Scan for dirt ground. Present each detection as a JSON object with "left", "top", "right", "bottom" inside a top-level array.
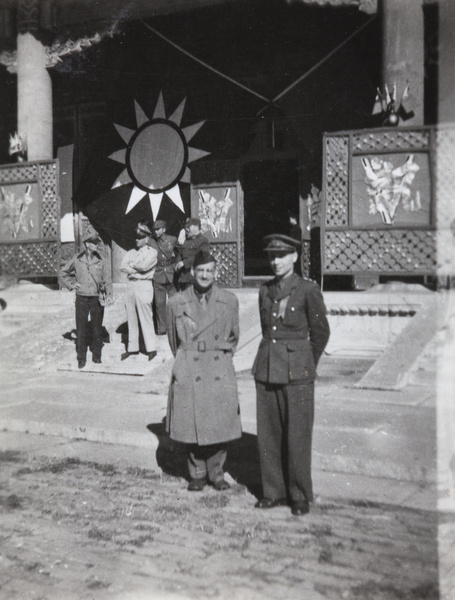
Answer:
[{"left": 0, "top": 444, "right": 440, "bottom": 600}]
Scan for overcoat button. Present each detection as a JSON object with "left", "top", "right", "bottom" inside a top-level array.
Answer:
[
  {"left": 272, "top": 312, "right": 277, "bottom": 317},
  {"left": 291, "top": 307, "right": 295, "bottom": 311},
  {"left": 196, "top": 376, "right": 201, "bottom": 382},
  {"left": 194, "top": 357, "right": 199, "bottom": 362},
  {"left": 272, "top": 339, "right": 276, "bottom": 344},
  {"left": 215, "top": 376, "right": 220, "bottom": 381},
  {"left": 304, "top": 370, "right": 308, "bottom": 376},
  {"left": 272, "top": 325, "right": 277, "bottom": 330},
  {"left": 214, "top": 356, "right": 219, "bottom": 361},
  {"left": 214, "top": 335, "right": 219, "bottom": 340}
]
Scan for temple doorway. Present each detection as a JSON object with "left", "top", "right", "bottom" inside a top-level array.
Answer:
[{"left": 242, "top": 159, "right": 300, "bottom": 277}]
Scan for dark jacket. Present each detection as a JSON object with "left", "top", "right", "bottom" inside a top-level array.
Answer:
[
  {"left": 153, "top": 234, "right": 178, "bottom": 284},
  {"left": 252, "top": 274, "right": 330, "bottom": 385},
  {"left": 166, "top": 285, "right": 241, "bottom": 445},
  {"left": 175, "top": 234, "right": 210, "bottom": 285},
  {"left": 60, "top": 250, "right": 113, "bottom": 299}
]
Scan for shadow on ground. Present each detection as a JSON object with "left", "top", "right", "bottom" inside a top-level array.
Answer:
[{"left": 147, "top": 421, "right": 262, "bottom": 498}]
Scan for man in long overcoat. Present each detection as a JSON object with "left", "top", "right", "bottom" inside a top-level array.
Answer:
[
  {"left": 166, "top": 251, "right": 241, "bottom": 491},
  {"left": 253, "top": 234, "right": 330, "bottom": 516}
]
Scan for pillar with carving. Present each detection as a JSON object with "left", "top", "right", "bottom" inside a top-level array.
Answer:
[{"left": 17, "top": 0, "right": 53, "bottom": 160}]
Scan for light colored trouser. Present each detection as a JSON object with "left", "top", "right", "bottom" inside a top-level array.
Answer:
[{"left": 125, "top": 280, "right": 156, "bottom": 353}]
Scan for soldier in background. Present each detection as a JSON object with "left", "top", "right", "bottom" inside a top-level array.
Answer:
[
  {"left": 252, "top": 234, "right": 330, "bottom": 517},
  {"left": 120, "top": 221, "right": 158, "bottom": 361},
  {"left": 151, "top": 220, "right": 178, "bottom": 335},
  {"left": 175, "top": 218, "right": 210, "bottom": 290}
]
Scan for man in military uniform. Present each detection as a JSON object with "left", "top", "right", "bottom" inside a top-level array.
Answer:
[
  {"left": 166, "top": 251, "right": 241, "bottom": 492},
  {"left": 252, "top": 234, "right": 330, "bottom": 516},
  {"left": 151, "top": 219, "right": 178, "bottom": 335},
  {"left": 175, "top": 217, "right": 210, "bottom": 290}
]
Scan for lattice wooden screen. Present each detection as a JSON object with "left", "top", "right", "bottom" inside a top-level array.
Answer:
[
  {"left": 322, "top": 127, "right": 437, "bottom": 278},
  {"left": 0, "top": 160, "right": 60, "bottom": 278}
]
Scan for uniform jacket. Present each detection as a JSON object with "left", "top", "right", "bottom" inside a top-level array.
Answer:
[
  {"left": 60, "top": 250, "right": 113, "bottom": 298},
  {"left": 120, "top": 245, "right": 157, "bottom": 280},
  {"left": 152, "top": 234, "right": 177, "bottom": 284},
  {"left": 252, "top": 274, "right": 330, "bottom": 385},
  {"left": 175, "top": 234, "right": 210, "bottom": 284},
  {"left": 166, "top": 285, "right": 242, "bottom": 445}
]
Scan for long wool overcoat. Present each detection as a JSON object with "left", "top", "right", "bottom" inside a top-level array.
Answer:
[{"left": 166, "top": 285, "right": 242, "bottom": 446}]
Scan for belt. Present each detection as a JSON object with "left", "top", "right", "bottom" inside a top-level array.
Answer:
[
  {"left": 158, "top": 259, "right": 175, "bottom": 267},
  {"left": 263, "top": 333, "right": 308, "bottom": 340},
  {"left": 178, "top": 341, "right": 231, "bottom": 352}
]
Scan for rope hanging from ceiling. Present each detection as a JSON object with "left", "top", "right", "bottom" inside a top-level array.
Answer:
[{"left": 142, "top": 15, "right": 376, "bottom": 111}]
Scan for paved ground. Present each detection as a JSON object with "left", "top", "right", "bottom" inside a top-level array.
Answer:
[{"left": 0, "top": 281, "right": 454, "bottom": 599}]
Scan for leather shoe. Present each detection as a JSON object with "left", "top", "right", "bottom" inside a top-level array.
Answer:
[
  {"left": 291, "top": 501, "right": 310, "bottom": 516},
  {"left": 121, "top": 351, "right": 138, "bottom": 361},
  {"left": 92, "top": 357, "right": 101, "bottom": 364},
  {"left": 213, "top": 479, "right": 230, "bottom": 491},
  {"left": 148, "top": 351, "right": 157, "bottom": 361},
  {"left": 255, "top": 497, "right": 287, "bottom": 509},
  {"left": 187, "top": 478, "right": 206, "bottom": 492},
  {"left": 77, "top": 360, "right": 86, "bottom": 369}
]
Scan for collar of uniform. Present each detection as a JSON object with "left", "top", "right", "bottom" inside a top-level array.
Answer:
[
  {"left": 193, "top": 285, "right": 213, "bottom": 302},
  {"left": 78, "top": 250, "right": 102, "bottom": 262},
  {"left": 269, "top": 273, "right": 299, "bottom": 301}
]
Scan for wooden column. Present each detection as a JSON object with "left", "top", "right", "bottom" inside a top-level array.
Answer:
[
  {"left": 382, "top": 0, "right": 424, "bottom": 125},
  {"left": 438, "top": 0, "right": 455, "bottom": 124},
  {"left": 17, "top": 0, "right": 53, "bottom": 160}
]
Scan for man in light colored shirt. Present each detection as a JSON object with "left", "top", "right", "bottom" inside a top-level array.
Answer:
[{"left": 120, "top": 221, "right": 158, "bottom": 361}]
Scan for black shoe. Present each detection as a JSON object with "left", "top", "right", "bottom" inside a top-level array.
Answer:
[
  {"left": 148, "top": 351, "right": 157, "bottom": 361},
  {"left": 255, "top": 497, "right": 287, "bottom": 509},
  {"left": 291, "top": 501, "right": 310, "bottom": 516},
  {"left": 213, "top": 479, "right": 230, "bottom": 491},
  {"left": 78, "top": 360, "right": 86, "bottom": 369},
  {"left": 187, "top": 478, "right": 206, "bottom": 492},
  {"left": 92, "top": 357, "right": 102, "bottom": 364},
  {"left": 121, "top": 351, "right": 138, "bottom": 361}
]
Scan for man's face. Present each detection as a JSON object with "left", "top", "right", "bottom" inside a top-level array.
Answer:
[
  {"left": 186, "top": 225, "right": 200, "bottom": 239},
  {"left": 268, "top": 250, "right": 297, "bottom": 279},
  {"left": 85, "top": 241, "right": 98, "bottom": 253},
  {"left": 154, "top": 227, "right": 165, "bottom": 239},
  {"left": 135, "top": 231, "right": 148, "bottom": 248},
  {"left": 192, "top": 261, "right": 216, "bottom": 289}
]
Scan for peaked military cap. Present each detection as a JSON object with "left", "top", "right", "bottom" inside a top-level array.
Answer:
[
  {"left": 193, "top": 250, "right": 216, "bottom": 268},
  {"left": 152, "top": 219, "right": 167, "bottom": 230},
  {"left": 263, "top": 233, "right": 301, "bottom": 252},
  {"left": 185, "top": 217, "right": 201, "bottom": 228},
  {"left": 136, "top": 221, "right": 152, "bottom": 236}
]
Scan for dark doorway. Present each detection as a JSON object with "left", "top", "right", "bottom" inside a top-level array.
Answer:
[{"left": 243, "top": 159, "right": 299, "bottom": 276}]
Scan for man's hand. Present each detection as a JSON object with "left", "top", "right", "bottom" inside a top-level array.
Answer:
[{"left": 175, "top": 261, "right": 184, "bottom": 271}]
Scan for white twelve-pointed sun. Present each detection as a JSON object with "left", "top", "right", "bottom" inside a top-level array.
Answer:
[{"left": 108, "top": 92, "right": 210, "bottom": 218}]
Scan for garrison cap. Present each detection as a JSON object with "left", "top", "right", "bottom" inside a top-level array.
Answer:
[
  {"left": 83, "top": 231, "right": 101, "bottom": 244},
  {"left": 185, "top": 217, "right": 201, "bottom": 228},
  {"left": 152, "top": 219, "right": 167, "bottom": 230},
  {"left": 193, "top": 250, "right": 216, "bottom": 268},
  {"left": 263, "top": 233, "right": 301, "bottom": 253},
  {"left": 136, "top": 221, "right": 152, "bottom": 236}
]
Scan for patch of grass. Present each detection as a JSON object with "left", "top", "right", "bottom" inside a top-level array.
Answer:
[
  {"left": 87, "top": 527, "right": 113, "bottom": 542},
  {"left": 0, "top": 450, "right": 23, "bottom": 463},
  {"left": 0, "top": 494, "right": 22, "bottom": 509},
  {"left": 198, "top": 495, "right": 230, "bottom": 509},
  {"left": 352, "top": 581, "right": 439, "bottom": 599}
]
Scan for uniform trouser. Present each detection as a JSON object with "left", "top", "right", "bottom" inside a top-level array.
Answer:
[
  {"left": 75, "top": 295, "right": 104, "bottom": 361},
  {"left": 125, "top": 280, "right": 156, "bottom": 353},
  {"left": 255, "top": 381, "right": 315, "bottom": 503},
  {"left": 153, "top": 278, "right": 176, "bottom": 335},
  {"left": 187, "top": 443, "right": 227, "bottom": 484}
]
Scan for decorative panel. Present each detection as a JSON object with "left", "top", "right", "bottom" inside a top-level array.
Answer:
[
  {"left": 0, "top": 160, "right": 60, "bottom": 278},
  {"left": 324, "top": 230, "right": 436, "bottom": 273},
  {"left": 212, "top": 242, "right": 238, "bottom": 287},
  {"left": 322, "top": 128, "right": 437, "bottom": 279},
  {"left": 324, "top": 135, "right": 349, "bottom": 227}
]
